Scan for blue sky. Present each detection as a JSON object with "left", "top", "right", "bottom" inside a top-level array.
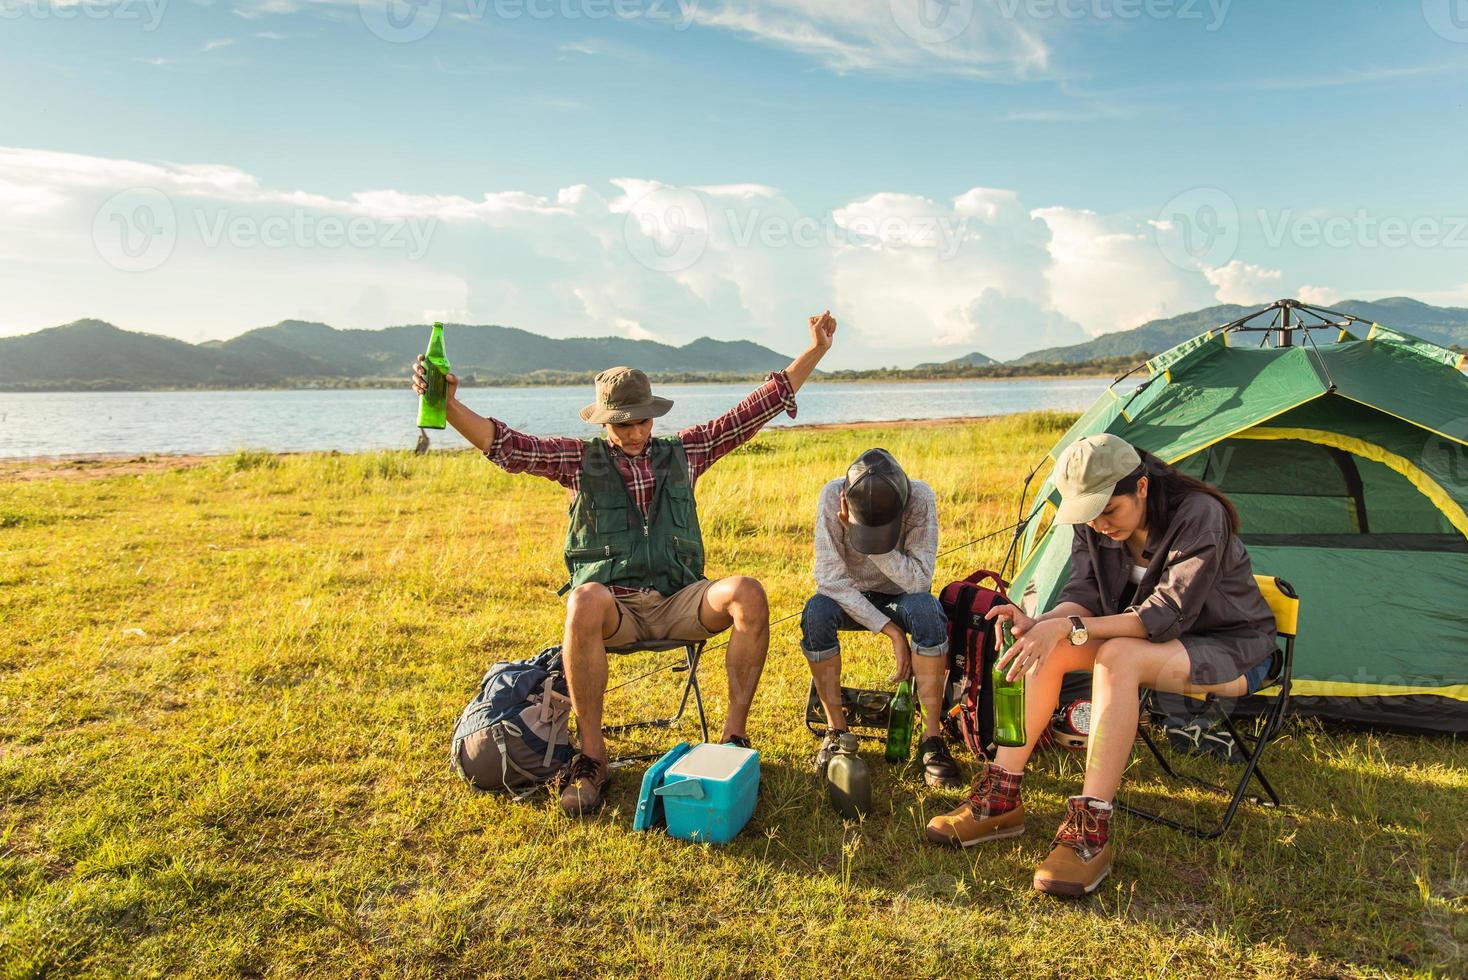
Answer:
[{"left": 2, "top": 0, "right": 1466, "bottom": 366}]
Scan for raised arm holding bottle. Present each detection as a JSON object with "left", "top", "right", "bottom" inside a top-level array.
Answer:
[{"left": 412, "top": 312, "right": 839, "bottom": 817}]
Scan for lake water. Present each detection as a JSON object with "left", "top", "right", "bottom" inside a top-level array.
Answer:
[{"left": 0, "top": 379, "right": 1111, "bottom": 459}]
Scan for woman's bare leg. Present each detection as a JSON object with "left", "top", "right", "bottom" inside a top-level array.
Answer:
[{"left": 1082, "top": 636, "right": 1247, "bottom": 801}]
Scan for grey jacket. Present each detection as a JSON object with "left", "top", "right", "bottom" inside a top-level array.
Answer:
[
  {"left": 1057, "top": 487, "right": 1276, "bottom": 675},
  {"left": 813, "top": 478, "right": 939, "bottom": 633}
]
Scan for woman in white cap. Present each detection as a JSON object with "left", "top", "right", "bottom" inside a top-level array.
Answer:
[{"left": 925, "top": 433, "right": 1276, "bottom": 897}]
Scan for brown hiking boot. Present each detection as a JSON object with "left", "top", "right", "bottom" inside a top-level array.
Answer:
[
  {"left": 924, "top": 760, "right": 1025, "bottom": 847},
  {"left": 1033, "top": 796, "right": 1113, "bottom": 897},
  {"left": 557, "top": 753, "right": 610, "bottom": 817}
]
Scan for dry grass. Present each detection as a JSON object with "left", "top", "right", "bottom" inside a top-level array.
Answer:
[{"left": 1, "top": 414, "right": 1464, "bottom": 978}]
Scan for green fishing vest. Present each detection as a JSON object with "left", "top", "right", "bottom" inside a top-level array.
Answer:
[{"left": 560, "top": 437, "right": 706, "bottom": 597}]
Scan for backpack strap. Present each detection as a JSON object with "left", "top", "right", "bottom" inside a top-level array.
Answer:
[
  {"left": 537, "top": 677, "right": 572, "bottom": 769},
  {"left": 962, "top": 568, "right": 1010, "bottom": 591},
  {"left": 492, "top": 722, "right": 550, "bottom": 802}
]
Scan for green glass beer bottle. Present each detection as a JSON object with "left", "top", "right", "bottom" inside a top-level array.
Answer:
[
  {"left": 992, "top": 620, "right": 1027, "bottom": 747},
  {"left": 884, "top": 679, "right": 915, "bottom": 763},
  {"left": 417, "top": 321, "right": 450, "bottom": 430}
]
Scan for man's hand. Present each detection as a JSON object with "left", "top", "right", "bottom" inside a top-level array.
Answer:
[
  {"left": 883, "top": 621, "right": 913, "bottom": 684},
  {"left": 412, "top": 354, "right": 459, "bottom": 404},
  {"left": 837, "top": 489, "right": 850, "bottom": 525},
  {"left": 808, "top": 310, "right": 837, "bottom": 352},
  {"left": 785, "top": 309, "right": 837, "bottom": 392}
]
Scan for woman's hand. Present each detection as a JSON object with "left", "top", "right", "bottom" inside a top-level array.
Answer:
[
  {"left": 985, "top": 603, "right": 1037, "bottom": 637},
  {"left": 996, "top": 617, "right": 1069, "bottom": 682},
  {"left": 412, "top": 354, "right": 459, "bottom": 403}
]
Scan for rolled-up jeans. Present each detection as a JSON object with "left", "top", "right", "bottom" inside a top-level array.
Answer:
[{"left": 800, "top": 591, "right": 949, "bottom": 663}]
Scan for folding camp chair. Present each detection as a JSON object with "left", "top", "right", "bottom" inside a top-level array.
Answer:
[
  {"left": 1117, "top": 575, "right": 1298, "bottom": 839},
  {"left": 602, "top": 639, "right": 710, "bottom": 767}
]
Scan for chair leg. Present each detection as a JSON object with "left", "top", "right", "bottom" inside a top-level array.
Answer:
[
  {"left": 606, "top": 643, "right": 710, "bottom": 765},
  {"left": 677, "top": 643, "right": 709, "bottom": 743},
  {"left": 1117, "top": 694, "right": 1288, "bottom": 839},
  {"left": 1217, "top": 705, "right": 1282, "bottom": 808}
]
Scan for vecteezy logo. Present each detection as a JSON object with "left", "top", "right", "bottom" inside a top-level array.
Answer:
[
  {"left": 1423, "top": 0, "right": 1468, "bottom": 42},
  {"left": 890, "top": 0, "right": 975, "bottom": 44},
  {"left": 622, "top": 187, "right": 709, "bottom": 273},
  {"left": 92, "top": 187, "right": 177, "bottom": 273},
  {"left": 1154, "top": 186, "right": 1240, "bottom": 270},
  {"left": 1422, "top": 419, "right": 1468, "bottom": 495},
  {"left": 358, "top": 0, "right": 441, "bottom": 43}
]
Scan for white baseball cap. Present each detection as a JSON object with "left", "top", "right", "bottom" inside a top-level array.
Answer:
[{"left": 1053, "top": 434, "right": 1143, "bottom": 525}]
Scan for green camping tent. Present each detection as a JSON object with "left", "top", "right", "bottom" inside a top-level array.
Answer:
[{"left": 1009, "top": 300, "right": 1468, "bottom": 733}]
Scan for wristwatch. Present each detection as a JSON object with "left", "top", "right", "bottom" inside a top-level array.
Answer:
[{"left": 1067, "top": 615, "right": 1089, "bottom": 646}]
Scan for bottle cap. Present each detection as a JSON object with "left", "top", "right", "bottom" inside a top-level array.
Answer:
[{"left": 837, "top": 732, "right": 861, "bottom": 754}]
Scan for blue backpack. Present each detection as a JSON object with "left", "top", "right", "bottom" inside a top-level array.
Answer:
[{"left": 451, "top": 646, "right": 575, "bottom": 796}]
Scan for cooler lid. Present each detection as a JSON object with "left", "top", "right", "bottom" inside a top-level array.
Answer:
[
  {"left": 666, "top": 742, "right": 756, "bottom": 782},
  {"left": 634, "top": 741, "right": 692, "bottom": 832}
]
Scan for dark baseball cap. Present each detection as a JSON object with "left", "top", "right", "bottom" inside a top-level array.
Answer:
[{"left": 844, "top": 448, "right": 910, "bottom": 554}]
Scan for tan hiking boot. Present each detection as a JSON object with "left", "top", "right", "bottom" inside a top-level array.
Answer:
[
  {"left": 924, "top": 760, "right": 1025, "bottom": 847},
  {"left": 1033, "top": 796, "right": 1113, "bottom": 897},
  {"left": 557, "top": 753, "right": 610, "bottom": 817}
]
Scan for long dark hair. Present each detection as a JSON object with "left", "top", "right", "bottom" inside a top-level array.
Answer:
[{"left": 1113, "top": 450, "right": 1241, "bottom": 534}]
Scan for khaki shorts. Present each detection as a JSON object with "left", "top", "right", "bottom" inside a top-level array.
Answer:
[{"left": 604, "top": 579, "right": 721, "bottom": 649}]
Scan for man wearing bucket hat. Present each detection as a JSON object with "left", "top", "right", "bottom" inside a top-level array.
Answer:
[
  {"left": 801, "top": 449, "right": 958, "bottom": 788},
  {"left": 413, "top": 312, "right": 838, "bottom": 816},
  {"left": 925, "top": 433, "right": 1275, "bottom": 897}
]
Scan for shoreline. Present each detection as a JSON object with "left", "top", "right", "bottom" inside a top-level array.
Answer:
[
  {"left": 0, "top": 413, "right": 1031, "bottom": 480},
  {"left": 0, "top": 373, "right": 1112, "bottom": 395}
]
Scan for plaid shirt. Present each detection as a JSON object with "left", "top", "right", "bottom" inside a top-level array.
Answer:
[{"left": 484, "top": 371, "right": 798, "bottom": 515}]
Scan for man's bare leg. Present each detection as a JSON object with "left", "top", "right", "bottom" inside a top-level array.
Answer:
[
  {"left": 910, "top": 651, "right": 947, "bottom": 739},
  {"left": 698, "top": 576, "right": 769, "bottom": 741},
  {"left": 809, "top": 654, "right": 846, "bottom": 730},
  {"left": 561, "top": 582, "right": 621, "bottom": 762}
]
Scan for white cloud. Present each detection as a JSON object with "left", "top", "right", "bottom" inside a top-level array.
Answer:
[
  {"left": 691, "top": 0, "right": 1050, "bottom": 79},
  {"left": 1297, "top": 285, "right": 1341, "bottom": 307},
  {"left": 827, "top": 189, "right": 1077, "bottom": 360},
  {"left": 0, "top": 144, "right": 1294, "bottom": 364},
  {"left": 1034, "top": 206, "right": 1217, "bottom": 337},
  {"left": 1202, "top": 260, "right": 1283, "bottom": 305}
]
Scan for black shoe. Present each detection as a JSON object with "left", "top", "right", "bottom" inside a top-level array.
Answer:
[
  {"left": 723, "top": 734, "right": 753, "bottom": 751},
  {"left": 813, "top": 730, "right": 847, "bottom": 774},
  {"left": 920, "top": 735, "right": 961, "bottom": 788}
]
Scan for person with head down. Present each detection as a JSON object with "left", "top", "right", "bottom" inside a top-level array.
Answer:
[
  {"left": 413, "top": 312, "right": 838, "bottom": 816},
  {"left": 801, "top": 448, "right": 960, "bottom": 789},
  {"left": 925, "top": 433, "right": 1277, "bottom": 898}
]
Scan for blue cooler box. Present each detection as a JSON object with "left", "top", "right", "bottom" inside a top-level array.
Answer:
[{"left": 634, "top": 742, "right": 759, "bottom": 844}]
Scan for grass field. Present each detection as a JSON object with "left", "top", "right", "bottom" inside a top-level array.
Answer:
[{"left": 1, "top": 413, "right": 1464, "bottom": 978}]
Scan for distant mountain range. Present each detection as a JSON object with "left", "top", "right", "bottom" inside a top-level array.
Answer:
[
  {"left": 0, "top": 320, "right": 794, "bottom": 391},
  {"left": 914, "top": 351, "right": 997, "bottom": 370},
  {"left": 3, "top": 297, "right": 1464, "bottom": 391},
  {"left": 1012, "top": 297, "right": 1468, "bottom": 364}
]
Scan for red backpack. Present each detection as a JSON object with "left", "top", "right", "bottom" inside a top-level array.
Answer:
[{"left": 939, "top": 569, "right": 1010, "bottom": 757}]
